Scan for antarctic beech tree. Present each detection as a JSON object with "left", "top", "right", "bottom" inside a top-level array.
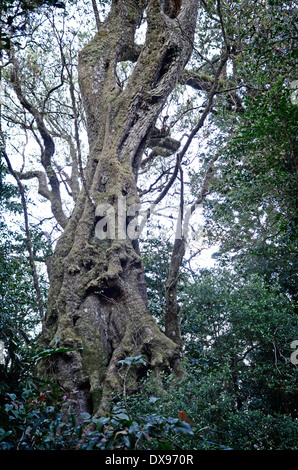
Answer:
[
  {"left": 32, "top": 0, "right": 200, "bottom": 416},
  {"left": 1, "top": 0, "right": 260, "bottom": 418},
  {"left": 1, "top": 0, "right": 295, "bottom": 423}
]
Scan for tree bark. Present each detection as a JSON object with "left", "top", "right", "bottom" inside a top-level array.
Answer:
[{"left": 39, "top": 0, "right": 198, "bottom": 417}]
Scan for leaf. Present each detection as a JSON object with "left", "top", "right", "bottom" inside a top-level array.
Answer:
[
  {"left": 112, "top": 413, "right": 130, "bottom": 425},
  {"left": 178, "top": 410, "right": 187, "bottom": 421},
  {"left": 118, "top": 355, "right": 147, "bottom": 367},
  {"left": 31, "top": 346, "right": 82, "bottom": 362},
  {"left": 178, "top": 410, "right": 194, "bottom": 425},
  {"left": 0, "top": 429, "right": 12, "bottom": 442},
  {"left": 123, "top": 435, "right": 132, "bottom": 448},
  {"left": 149, "top": 397, "right": 159, "bottom": 404},
  {"left": 172, "top": 420, "right": 194, "bottom": 435},
  {"left": 95, "top": 416, "right": 110, "bottom": 432},
  {"left": 158, "top": 441, "right": 172, "bottom": 450}
]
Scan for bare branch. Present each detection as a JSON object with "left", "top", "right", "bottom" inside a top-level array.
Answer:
[
  {"left": 216, "top": 0, "right": 230, "bottom": 51},
  {"left": 15, "top": 169, "right": 52, "bottom": 200},
  {"left": 91, "top": 0, "right": 101, "bottom": 32},
  {"left": 9, "top": 53, "right": 68, "bottom": 229}
]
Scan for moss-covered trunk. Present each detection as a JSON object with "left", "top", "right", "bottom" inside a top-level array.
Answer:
[{"left": 39, "top": 0, "right": 198, "bottom": 416}]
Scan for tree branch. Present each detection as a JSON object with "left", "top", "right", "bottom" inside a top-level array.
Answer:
[
  {"left": 15, "top": 169, "right": 52, "bottom": 200},
  {"left": 9, "top": 53, "right": 68, "bottom": 229},
  {"left": 0, "top": 134, "right": 46, "bottom": 332},
  {"left": 91, "top": 0, "right": 101, "bottom": 32}
]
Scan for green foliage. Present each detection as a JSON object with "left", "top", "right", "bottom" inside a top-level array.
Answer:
[
  {"left": 118, "top": 355, "right": 147, "bottom": 368},
  {"left": 0, "top": 0, "right": 67, "bottom": 51},
  {"left": 141, "top": 236, "right": 172, "bottom": 324},
  {"left": 81, "top": 404, "right": 193, "bottom": 451},
  {"left": 0, "top": 356, "right": 194, "bottom": 450},
  {"left": 31, "top": 342, "right": 83, "bottom": 363},
  {"left": 0, "top": 163, "right": 49, "bottom": 406},
  {"left": 125, "top": 266, "right": 298, "bottom": 450},
  {"left": 181, "top": 268, "right": 298, "bottom": 416},
  {"left": 204, "top": 13, "right": 298, "bottom": 301},
  {"left": 141, "top": 235, "right": 188, "bottom": 326}
]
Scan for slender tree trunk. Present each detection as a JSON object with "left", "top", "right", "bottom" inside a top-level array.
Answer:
[
  {"left": 165, "top": 238, "right": 185, "bottom": 350},
  {"left": 163, "top": 55, "right": 228, "bottom": 352},
  {"left": 39, "top": 0, "right": 198, "bottom": 416}
]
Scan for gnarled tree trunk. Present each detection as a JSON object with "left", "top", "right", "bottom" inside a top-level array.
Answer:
[{"left": 39, "top": 0, "right": 198, "bottom": 417}]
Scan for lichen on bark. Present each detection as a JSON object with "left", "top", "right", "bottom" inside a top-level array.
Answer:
[{"left": 39, "top": 0, "right": 199, "bottom": 417}]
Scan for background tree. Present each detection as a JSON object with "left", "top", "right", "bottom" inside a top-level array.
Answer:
[
  {"left": 0, "top": 161, "right": 49, "bottom": 405},
  {"left": 204, "top": 0, "right": 297, "bottom": 305},
  {"left": 125, "top": 265, "right": 298, "bottom": 450},
  {"left": 1, "top": 0, "right": 201, "bottom": 417}
]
